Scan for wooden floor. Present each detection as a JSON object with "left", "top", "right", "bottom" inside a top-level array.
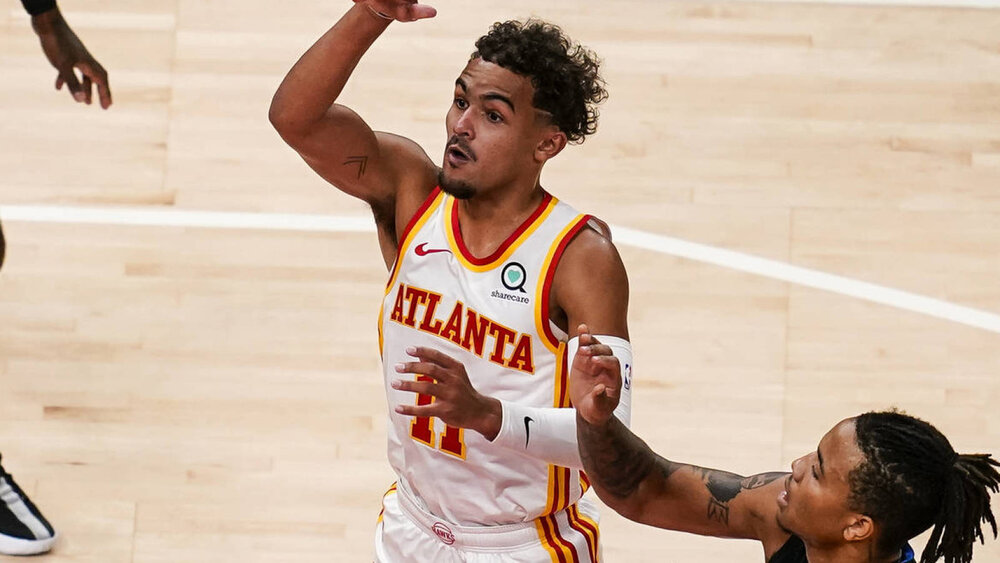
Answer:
[{"left": 2, "top": 0, "right": 999, "bottom": 561}]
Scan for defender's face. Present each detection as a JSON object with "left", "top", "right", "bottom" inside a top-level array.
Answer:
[
  {"left": 776, "top": 419, "right": 865, "bottom": 546},
  {"left": 441, "top": 58, "right": 545, "bottom": 198}
]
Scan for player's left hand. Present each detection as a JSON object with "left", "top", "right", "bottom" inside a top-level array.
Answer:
[
  {"left": 31, "top": 9, "right": 112, "bottom": 109},
  {"left": 568, "top": 324, "right": 621, "bottom": 425},
  {"left": 392, "top": 346, "right": 502, "bottom": 440}
]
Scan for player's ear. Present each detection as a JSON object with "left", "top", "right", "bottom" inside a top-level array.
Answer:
[
  {"left": 535, "top": 128, "right": 567, "bottom": 163},
  {"left": 843, "top": 514, "right": 874, "bottom": 542}
]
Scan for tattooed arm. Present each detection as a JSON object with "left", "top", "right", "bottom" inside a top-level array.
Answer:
[
  {"left": 269, "top": 2, "right": 438, "bottom": 268},
  {"left": 570, "top": 327, "right": 788, "bottom": 542},
  {"left": 577, "top": 415, "right": 787, "bottom": 539}
]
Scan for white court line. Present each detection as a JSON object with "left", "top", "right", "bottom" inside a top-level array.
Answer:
[{"left": 3, "top": 204, "right": 999, "bottom": 335}]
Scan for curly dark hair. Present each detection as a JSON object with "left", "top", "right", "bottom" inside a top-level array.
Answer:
[
  {"left": 472, "top": 19, "right": 607, "bottom": 144},
  {"left": 850, "top": 410, "right": 1000, "bottom": 563}
]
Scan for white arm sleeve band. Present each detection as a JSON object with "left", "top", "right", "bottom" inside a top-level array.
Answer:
[{"left": 490, "top": 335, "right": 634, "bottom": 470}]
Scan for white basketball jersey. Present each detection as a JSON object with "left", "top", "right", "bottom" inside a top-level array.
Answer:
[{"left": 379, "top": 187, "right": 592, "bottom": 526}]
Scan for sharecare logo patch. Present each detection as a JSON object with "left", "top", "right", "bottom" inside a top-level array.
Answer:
[{"left": 387, "top": 283, "right": 535, "bottom": 374}]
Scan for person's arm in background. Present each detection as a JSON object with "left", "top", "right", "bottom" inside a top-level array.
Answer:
[
  {"left": 571, "top": 325, "right": 789, "bottom": 545},
  {"left": 22, "top": 0, "right": 112, "bottom": 108}
]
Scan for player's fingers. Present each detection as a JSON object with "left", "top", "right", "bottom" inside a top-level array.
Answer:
[
  {"left": 578, "top": 343, "right": 613, "bottom": 358},
  {"left": 55, "top": 75, "right": 64, "bottom": 90},
  {"left": 591, "top": 355, "right": 620, "bottom": 373},
  {"left": 81, "top": 75, "right": 93, "bottom": 104},
  {"left": 406, "top": 346, "right": 462, "bottom": 370},
  {"left": 96, "top": 80, "right": 112, "bottom": 109},
  {"left": 79, "top": 62, "right": 112, "bottom": 109},
  {"left": 394, "top": 360, "right": 449, "bottom": 381},
  {"left": 61, "top": 68, "right": 85, "bottom": 102},
  {"left": 390, "top": 379, "right": 437, "bottom": 396},
  {"left": 405, "top": 3, "right": 436, "bottom": 21},
  {"left": 395, "top": 403, "right": 438, "bottom": 417}
]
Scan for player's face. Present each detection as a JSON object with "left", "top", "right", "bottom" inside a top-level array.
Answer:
[
  {"left": 776, "top": 418, "right": 865, "bottom": 546},
  {"left": 441, "top": 58, "right": 552, "bottom": 199}
]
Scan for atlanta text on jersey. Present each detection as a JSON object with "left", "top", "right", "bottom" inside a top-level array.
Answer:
[{"left": 388, "top": 283, "right": 535, "bottom": 373}]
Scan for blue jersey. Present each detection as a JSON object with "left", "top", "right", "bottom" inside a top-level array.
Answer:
[{"left": 768, "top": 535, "right": 915, "bottom": 563}]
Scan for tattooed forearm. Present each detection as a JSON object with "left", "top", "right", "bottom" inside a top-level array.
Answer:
[{"left": 577, "top": 414, "right": 659, "bottom": 500}]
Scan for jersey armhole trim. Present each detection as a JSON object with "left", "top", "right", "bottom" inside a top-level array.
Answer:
[
  {"left": 384, "top": 187, "right": 443, "bottom": 291},
  {"left": 534, "top": 214, "right": 592, "bottom": 355}
]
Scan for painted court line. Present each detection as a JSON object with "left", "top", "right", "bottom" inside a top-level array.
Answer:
[{"left": 3, "top": 204, "right": 999, "bottom": 335}]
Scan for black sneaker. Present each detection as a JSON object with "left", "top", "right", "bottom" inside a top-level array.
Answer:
[{"left": 0, "top": 455, "right": 56, "bottom": 555}]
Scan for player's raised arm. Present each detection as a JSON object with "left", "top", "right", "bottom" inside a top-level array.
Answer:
[
  {"left": 269, "top": 1, "right": 438, "bottom": 210},
  {"left": 570, "top": 325, "right": 787, "bottom": 543}
]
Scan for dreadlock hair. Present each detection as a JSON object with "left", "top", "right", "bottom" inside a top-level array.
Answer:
[
  {"left": 849, "top": 410, "right": 1000, "bottom": 563},
  {"left": 471, "top": 19, "right": 608, "bottom": 144}
]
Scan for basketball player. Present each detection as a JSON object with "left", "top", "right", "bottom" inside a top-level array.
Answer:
[
  {"left": 22, "top": 0, "right": 112, "bottom": 108},
  {"left": 0, "top": 3, "right": 112, "bottom": 554},
  {"left": 270, "top": 1, "right": 633, "bottom": 560},
  {"left": 570, "top": 326, "right": 1000, "bottom": 563}
]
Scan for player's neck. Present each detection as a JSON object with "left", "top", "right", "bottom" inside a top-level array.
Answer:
[{"left": 454, "top": 183, "right": 546, "bottom": 258}]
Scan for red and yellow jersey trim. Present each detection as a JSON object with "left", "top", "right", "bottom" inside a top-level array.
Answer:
[
  {"left": 534, "top": 505, "right": 598, "bottom": 563},
  {"left": 444, "top": 192, "right": 557, "bottom": 272},
  {"left": 544, "top": 345, "right": 576, "bottom": 516},
  {"left": 534, "top": 214, "right": 592, "bottom": 355},
  {"left": 376, "top": 482, "right": 398, "bottom": 525},
  {"left": 535, "top": 512, "right": 580, "bottom": 563},
  {"left": 567, "top": 503, "right": 599, "bottom": 563},
  {"left": 378, "top": 188, "right": 445, "bottom": 355}
]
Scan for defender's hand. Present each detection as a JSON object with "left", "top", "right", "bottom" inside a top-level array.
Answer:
[
  {"left": 392, "top": 346, "right": 501, "bottom": 440},
  {"left": 353, "top": 0, "right": 437, "bottom": 22},
  {"left": 569, "top": 324, "right": 622, "bottom": 425},
  {"left": 32, "top": 9, "right": 112, "bottom": 109}
]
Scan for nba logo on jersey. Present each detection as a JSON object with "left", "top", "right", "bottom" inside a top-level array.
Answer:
[{"left": 432, "top": 522, "right": 456, "bottom": 545}]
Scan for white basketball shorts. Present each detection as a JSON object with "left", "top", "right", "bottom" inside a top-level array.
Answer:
[{"left": 374, "top": 483, "right": 602, "bottom": 563}]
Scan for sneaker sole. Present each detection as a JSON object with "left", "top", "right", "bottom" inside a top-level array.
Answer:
[{"left": 0, "top": 532, "right": 56, "bottom": 555}]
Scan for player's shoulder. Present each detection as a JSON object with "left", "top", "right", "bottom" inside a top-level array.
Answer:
[
  {"left": 555, "top": 215, "right": 628, "bottom": 291},
  {"left": 563, "top": 216, "right": 622, "bottom": 269}
]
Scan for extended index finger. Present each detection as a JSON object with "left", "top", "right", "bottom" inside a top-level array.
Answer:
[{"left": 405, "top": 345, "right": 462, "bottom": 369}]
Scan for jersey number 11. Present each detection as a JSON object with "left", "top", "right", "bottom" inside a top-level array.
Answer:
[{"left": 408, "top": 375, "right": 467, "bottom": 458}]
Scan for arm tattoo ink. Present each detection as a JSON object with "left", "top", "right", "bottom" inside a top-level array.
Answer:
[
  {"left": 343, "top": 155, "right": 369, "bottom": 179},
  {"left": 578, "top": 414, "right": 788, "bottom": 528},
  {"left": 577, "top": 415, "right": 659, "bottom": 499},
  {"left": 689, "top": 468, "right": 787, "bottom": 525}
]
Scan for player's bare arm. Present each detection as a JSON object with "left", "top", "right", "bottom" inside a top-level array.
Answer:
[
  {"left": 269, "top": 1, "right": 439, "bottom": 266},
  {"left": 551, "top": 227, "right": 629, "bottom": 340},
  {"left": 570, "top": 327, "right": 788, "bottom": 546}
]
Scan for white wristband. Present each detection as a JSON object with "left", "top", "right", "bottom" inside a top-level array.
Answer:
[{"left": 490, "top": 336, "right": 634, "bottom": 468}]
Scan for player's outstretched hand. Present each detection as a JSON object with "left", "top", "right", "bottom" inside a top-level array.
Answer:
[
  {"left": 31, "top": 8, "right": 112, "bottom": 109},
  {"left": 569, "top": 324, "right": 622, "bottom": 426},
  {"left": 353, "top": 0, "right": 437, "bottom": 22},
  {"left": 392, "top": 346, "right": 502, "bottom": 440}
]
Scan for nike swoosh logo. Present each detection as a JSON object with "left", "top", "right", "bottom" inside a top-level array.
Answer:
[
  {"left": 524, "top": 416, "right": 534, "bottom": 448},
  {"left": 414, "top": 242, "right": 452, "bottom": 256}
]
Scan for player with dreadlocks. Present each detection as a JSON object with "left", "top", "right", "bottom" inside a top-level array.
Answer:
[{"left": 570, "top": 325, "right": 999, "bottom": 563}]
